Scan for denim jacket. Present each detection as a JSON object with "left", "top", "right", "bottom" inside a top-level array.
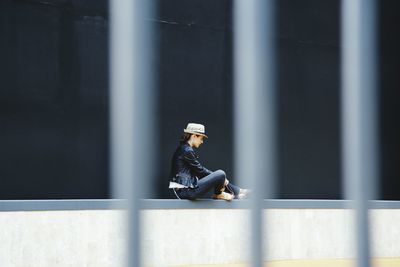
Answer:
[{"left": 169, "top": 143, "right": 212, "bottom": 188}]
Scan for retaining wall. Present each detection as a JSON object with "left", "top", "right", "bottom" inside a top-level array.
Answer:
[{"left": 0, "top": 200, "right": 399, "bottom": 267}]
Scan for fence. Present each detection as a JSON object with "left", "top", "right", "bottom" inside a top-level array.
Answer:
[{"left": 109, "top": 0, "right": 378, "bottom": 266}]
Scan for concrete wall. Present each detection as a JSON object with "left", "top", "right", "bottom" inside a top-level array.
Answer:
[
  {"left": 0, "top": 208, "right": 399, "bottom": 267},
  {"left": 0, "top": 210, "right": 127, "bottom": 267},
  {"left": 142, "top": 209, "right": 400, "bottom": 266}
]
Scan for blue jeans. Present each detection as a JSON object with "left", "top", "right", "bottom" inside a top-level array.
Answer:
[{"left": 175, "top": 170, "right": 241, "bottom": 199}]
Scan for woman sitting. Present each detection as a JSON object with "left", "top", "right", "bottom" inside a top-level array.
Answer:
[{"left": 168, "top": 123, "right": 249, "bottom": 200}]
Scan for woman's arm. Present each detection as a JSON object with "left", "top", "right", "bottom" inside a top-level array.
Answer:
[{"left": 182, "top": 150, "right": 212, "bottom": 178}]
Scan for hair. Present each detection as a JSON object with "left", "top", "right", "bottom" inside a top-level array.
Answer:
[{"left": 179, "top": 133, "right": 192, "bottom": 144}]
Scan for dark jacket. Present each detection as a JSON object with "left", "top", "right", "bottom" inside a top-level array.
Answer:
[{"left": 169, "top": 143, "right": 212, "bottom": 188}]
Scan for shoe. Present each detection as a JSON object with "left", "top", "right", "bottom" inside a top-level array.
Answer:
[
  {"left": 212, "top": 192, "right": 234, "bottom": 201},
  {"left": 237, "top": 189, "right": 251, "bottom": 199}
]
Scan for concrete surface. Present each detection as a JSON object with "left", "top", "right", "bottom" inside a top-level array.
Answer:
[
  {"left": 0, "top": 210, "right": 127, "bottom": 267},
  {"left": 168, "top": 258, "right": 400, "bottom": 267},
  {"left": 0, "top": 208, "right": 399, "bottom": 267}
]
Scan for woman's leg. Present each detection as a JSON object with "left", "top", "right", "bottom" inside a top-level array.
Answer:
[
  {"left": 226, "top": 182, "right": 251, "bottom": 199},
  {"left": 225, "top": 182, "right": 241, "bottom": 196},
  {"left": 186, "top": 170, "right": 226, "bottom": 199}
]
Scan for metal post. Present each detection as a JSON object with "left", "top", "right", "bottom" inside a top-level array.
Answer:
[
  {"left": 341, "top": 1, "right": 378, "bottom": 267},
  {"left": 110, "top": 0, "right": 155, "bottom": 266},
  {"left": 234, "top": 0, "right": 276, "bottom": 266}
]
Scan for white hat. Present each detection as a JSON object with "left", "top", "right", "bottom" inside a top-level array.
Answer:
[{"left": 183, "top": 123, "right": 208, "bottom": 138}]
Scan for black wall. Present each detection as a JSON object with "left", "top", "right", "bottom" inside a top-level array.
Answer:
[
  {"left": 1, "top": 0, "right": 399, "bottom": 199},
  {"left": 155, "top": 0, "right": 233, "bottom": 198},
  {"left": 276, "top": 0, "right": 341, "bottom": 198},
  {"left": 379, "top": 0, "right": 400, "bottom": 200},
  {"left": 0, "top": 0, "right": 109, "bottom": 199}
]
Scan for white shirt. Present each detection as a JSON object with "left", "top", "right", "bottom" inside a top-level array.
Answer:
[{"left": 169, "top": 181, "right": 188, "bottom": 189}]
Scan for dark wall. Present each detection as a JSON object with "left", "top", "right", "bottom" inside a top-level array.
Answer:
[
  {"left": 379, "top": 0, "right": 400, "bottom": 200},
  {"left": 0, "top": 0, "right": 109, "bottom": 199},
  {"left": 276, "top": 0, "right": 341, "bottom": 198},
  {"left": 155, "top": 0, "right": 342, "bottom": 199},
  {"left": 155, "top": 0, "right": 233, "bottom": 198},
  {"left": 275, "top": 0, "right": 400, "bottom": 199},
  {"left": 1, "top": 0, "right": 399, "bottom": 199}
]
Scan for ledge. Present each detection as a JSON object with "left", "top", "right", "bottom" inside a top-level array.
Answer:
[{"left": 0, "top": 199, "right": 399, "bottom": 211}]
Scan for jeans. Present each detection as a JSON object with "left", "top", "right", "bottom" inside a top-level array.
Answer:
[{"left": 175, "top": 170, "right": 241, "bottom": 199}]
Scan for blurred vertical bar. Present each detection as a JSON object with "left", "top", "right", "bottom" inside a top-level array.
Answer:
[
  {"left": 234, "top": 0, "right": 276, "bottom": 267},
  {"left": 110, "top": 0, "right": 155, "bottom": 266},
  {"left": 341, "top": 1, "right": 378, "bottom": 267}
]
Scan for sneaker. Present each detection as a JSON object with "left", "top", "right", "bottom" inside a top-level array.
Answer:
[
  {"left": 212, "top": 192, "right": 234, "bottom": 201},
  {"left": 237, "top": 189, "right": 251, "bottom": 199}
]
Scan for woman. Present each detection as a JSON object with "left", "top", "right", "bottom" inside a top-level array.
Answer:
[{"left": 168, "top": 123, "right": 249, "bottom": 200}]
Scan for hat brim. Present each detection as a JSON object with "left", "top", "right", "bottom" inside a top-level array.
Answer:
[{"left": 183, "top": 129, "right": 208, "bottom": 138}]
